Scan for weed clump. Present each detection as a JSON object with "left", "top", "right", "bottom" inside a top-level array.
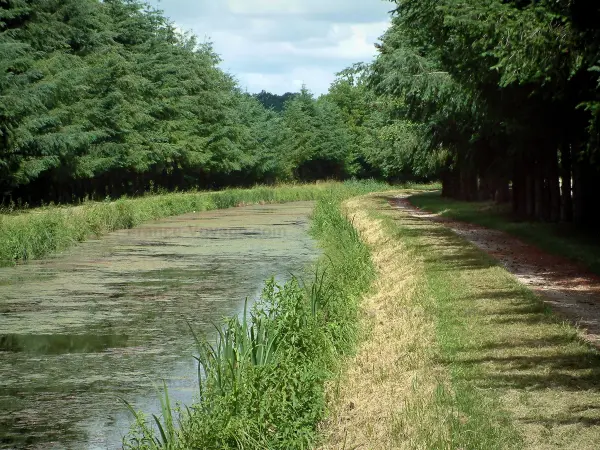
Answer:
[{"left": 123, "top": 190, "right": 375, "bottom": 449}]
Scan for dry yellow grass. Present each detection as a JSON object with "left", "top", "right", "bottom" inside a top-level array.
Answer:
[
  {"left": 321, "top": 192, "right": 600, "bottom": 450},
  {"left": 319, "top": 194, "right": 454, "bottom": 449}
]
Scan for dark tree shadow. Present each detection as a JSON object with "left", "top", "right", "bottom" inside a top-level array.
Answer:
[{"left": 373, "top": 193, "right": 600, "bottom": 430}]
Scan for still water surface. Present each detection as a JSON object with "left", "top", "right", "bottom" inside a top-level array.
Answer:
[{"left": 0, "top": 202, "right": 318, "bottom": 449}]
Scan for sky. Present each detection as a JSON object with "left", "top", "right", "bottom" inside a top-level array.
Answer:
[{"left": 147, "top": 0, "right": 393, "bottom": 95}]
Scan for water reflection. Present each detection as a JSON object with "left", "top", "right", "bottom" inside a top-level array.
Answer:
[{"left": 0, "top": 202, "right": 318, "bottom": 449}]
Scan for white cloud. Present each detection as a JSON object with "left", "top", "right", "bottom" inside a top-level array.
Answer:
[
  {"left": 226, "top": 0, "right": 393, "bottom": 22},
  {"left": 292, "top": 22, "right": 389, "bottom": 59},
  {"left": 227, "top": 0, "right": 308, "bottom": 15},
  {"left": 238, "top": 67, "right": 337, "bottom": 95},
  {"left": 147, "top": 0, "right": 392, "bottom": 95}
]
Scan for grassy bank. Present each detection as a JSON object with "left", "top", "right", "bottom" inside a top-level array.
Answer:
[
  {"left": 410, "top": 192, "right": 600, "bottom": 275},
  {"left": 321, "top": 192, "right": 600, "bottom": 449},
  {"left": 123, "top": 187, "right": 380, "bottom": 449},
  {"left": 0, "top": 181, "right": 413, "bottom": 267}
]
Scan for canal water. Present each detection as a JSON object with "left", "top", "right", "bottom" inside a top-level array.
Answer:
[{"left": 0, "top": 202, "right": 319, "bottom": 449}]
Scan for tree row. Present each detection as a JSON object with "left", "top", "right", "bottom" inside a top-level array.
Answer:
[
  {"left": 366, "top": 0, "right": 600, "bottom": 225},
  {"left": 1, "top": 0, "right": 426, "bottom": 205}
]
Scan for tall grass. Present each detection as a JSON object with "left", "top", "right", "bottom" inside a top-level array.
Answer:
[
  {"left": 123, "top": 188, "right": 376, "bottom": 449},
  {"left": 0, "top": 180, "right": 403, "bottom": 267}
]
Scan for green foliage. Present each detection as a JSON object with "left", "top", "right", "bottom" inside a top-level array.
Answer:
[
  {"left": 1, "top": 1, "right": 441, "bottom": 203},
  {"left": 0, "top": 181, "right": 397, "bottom": 266},
  {"left": 280, "top": 87, "right": 354, "bottom": 181},
  {"left": 365, "top": 0, "right": 600, "bottom": 221},
  {"left": 122, "top": 185, "right": 378, "bottom": 449},
  {"left": 253, "top": 90, "right": 297, "bottom": 113},
  {"left": 326, "top": 63, "right": 439, "bottom": 181},
  {"left": 1, "top": 1, "right": 406, "bottom": 203}
]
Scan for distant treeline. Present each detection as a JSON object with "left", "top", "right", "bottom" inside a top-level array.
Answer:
[
  {"left": 0, "top": 0, "right": 431, "bottom": 205},
  {"left": 254, "top": 91, "right": 298, "bottom": 113}
]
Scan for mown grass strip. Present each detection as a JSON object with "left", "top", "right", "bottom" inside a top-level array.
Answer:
[
  {"left": 378, "top": 201, "right": 522, "bottom": 449},
  {"left": 410, "top": 191, "right": 600, "bottom": 276},
  {"left": 388, "top": 192, "right": 600, "bottom": 449},
  {"left": 123, "top": 185, "right": 398, "bottom": 449},
  {"left": 320, "top": 194, "right": 440, "bottom": 449},
  {"left": 321, "top": 193, "right": 519, "bottom": 449},
  {"left": 410, "top": 215, "right": 600, "bottom": 449},
  {"left": 0, "top": 181, "right": 429, "bottom": 267},
  {"left": 323, "top": 192, "right": 600, "bottom": 449}
]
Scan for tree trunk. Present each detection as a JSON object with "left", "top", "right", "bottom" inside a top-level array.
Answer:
[
  {"left": 460, "top": 168, "right": 478, "bottom": 201},
  {"left": 495, "top": 177, "right": 510, "bottom": 203},
  {"left": 534, "top": 163, "right": 544, "bottom": 220},
  {"left": 442, "top": 164, "right": 460, "bottom": 199},
  {"left": 441, "top": 167, "right": 454, "bottom": 198},
  {"left": 549, "top": 148, "right": 561, "bottom": 222},
  {"left": 549, "top": 175, "right": 561, "bottom": 222},
  {"left": 560, "top": 144, "right": 573, "bottom": 222},
  {"left": 573, "top": 157, "right": 599, "bottom": 227},
  {"left": 526, "top": 173, "right": 535, "bottom": 218},
  {"left": 478, "top": 176, "right": 489, "bottom": 201},
  {"left": 573, "top": 160, "right": 584, "bottom": 225},
  {"left": 512, "top": 157, "right": 526, "bottom": 216}
]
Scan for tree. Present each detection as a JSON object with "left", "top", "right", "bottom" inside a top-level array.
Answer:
[
  {"left": 253, "top": 90, "right": 297, "bottom": 113},
  {"left": 368, "top": 0, "right": 600, "bottom": 223},
  {"left": 327, "top": 63, "right": 437, "bottom": 182},
  {"left": 1, "top": 0, "right": 302, "bottom": 202},
  {"left": 281, "top": 87, "right": 353, "bottom": 181}
]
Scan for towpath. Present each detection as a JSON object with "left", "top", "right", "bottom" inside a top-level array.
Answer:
[{"left": 392, "top": 195, "right": 600, "bottom": 348}]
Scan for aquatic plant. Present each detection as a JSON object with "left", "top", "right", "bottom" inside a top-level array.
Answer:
[
  {"left": 122, "top": 189, "right": 377, "bottom": 449},
  {"left": 0, "top": 181, "right": 419, "bottom": 266}
]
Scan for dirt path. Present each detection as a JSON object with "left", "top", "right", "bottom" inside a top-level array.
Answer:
[{"left": 393, "top": 195, "right": 600, "bottom": 348}]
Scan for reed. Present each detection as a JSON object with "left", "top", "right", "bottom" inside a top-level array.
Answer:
[
  {"left": 123, "top": 187, "right": 379, "bottom": 449},
  {"left": 0, "top": 180, "right": 416, "bottom": 266}
]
